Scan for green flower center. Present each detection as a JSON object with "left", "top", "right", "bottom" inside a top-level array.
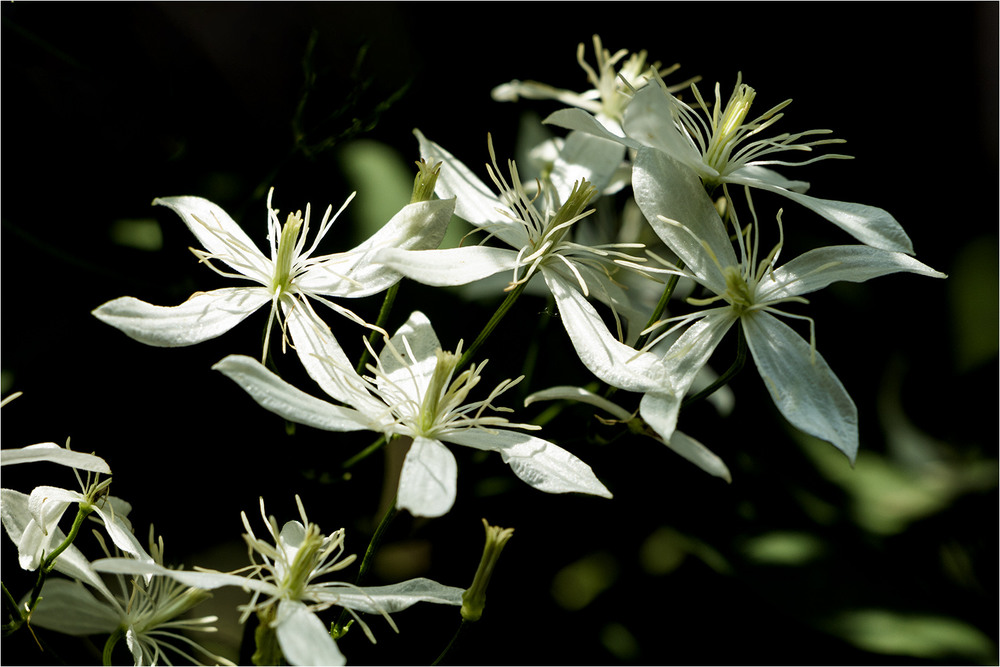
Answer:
[{"left": 271, "top": 211, "right": 303, "bottom": 295}]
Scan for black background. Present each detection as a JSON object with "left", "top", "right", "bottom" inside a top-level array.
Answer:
[{"left": 2, "top": 3, "right": 998, "bottom": 666}]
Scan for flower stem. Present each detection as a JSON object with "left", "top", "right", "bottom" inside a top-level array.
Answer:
[
  {"left": 457, "top": 281, "right": 528, "bottom": 372},
  {"left": 681, "top": 325, "right": 747, "bottom": 409},
  {"left": 356, "top": 283, "right": 399, "bottom": 375},
  {"left": 341, "top": 435, "right": 387, "bottom": 470},
  {"left": 103, "top": 627, "right": 126, "bottom": 666},
  {"left": 331, "top": 495, "right": 399, "bottom": 638},
  {"left": 432, "top": 619, "right": 468, "bottom": 666}
]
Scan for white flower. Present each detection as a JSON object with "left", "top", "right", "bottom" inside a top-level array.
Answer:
[
  {"left": 213, "top": 311, "right": 613, "bottom": 517},
  {"left": 633, "top": 171, "right": 945, "bottom": 461},
  {"left": 547, "top": 75, "right": 915, "bottom": 253},
  {"left": 492, "top": 34, "right": 693, "bottom": 132},
  {"left": 92, "top": 188, "right": 455, "bottom": 367},
  {"left": 94, "top": 496, "right": 465, "bottom": 666},
  {"left": 29, "top": 529, "right": 234, "bottom": 666},
  {"left": 375, "top": 130, "right": 655, "bottom": 345}
]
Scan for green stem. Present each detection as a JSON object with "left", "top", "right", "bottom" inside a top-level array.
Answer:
[
  {"left": 331, "top": 495, "right": 399, "bottom": 637},
  {"left": 103, "top": 627, "right": 126, "bottom": 666},
  {"left": 457, "top": 282, "right": 528, "bottom": 372},
  {"left": 432, "top": 619, "right": 467, "bottom": 666},
  {"left": 681, "top": 325, "right": 747, "bottom": 409},
  {"left": 356, "top": 283, "right": 399, "bottom": 375},
  {"left": 341, "top": 435, "right": 386, "bottom": 470}
]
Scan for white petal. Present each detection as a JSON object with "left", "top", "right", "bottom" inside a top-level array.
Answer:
[
  {"left": 92, "top": 287, "right": 271, "bottom": 347},
  {"left": 633, "top": 147, "right": 736, "bottom": 292},
  {"left": 378, "top": 311, "right": 441, "bottom": 405},
  {"left": 93, "top": 505, "right": 155, "bottom": 566},
  {"left": 742, "top": 311, "right": 859, "bottom": 463},
  {"left": 154, "top": 196, "right": 272, "bottom": 282},
  {"left": 660, "top": 309, "right": 738, "bottom": 397},
  {"left": 373, "top": 246, "right": 517, "bottom": 287},
  {"left": 638, "top": 392, "right": 682, "bottom": 445},
  {"left": 664, "top": 430, "right": 732, "bottom": 482},
  {"left": 549, "top": 130, "right": 627, "bottom": 203},
  {"left": 544, "top": 271, "right": 667, "bottom": 394},
  {"left": 212, "top": 355, "right": 374, "bottom": 432},
  {"left": 726, "top": 174, "right": 915, "bottom": 254},
  {"left": 92, "top": 557, "right": 276, "bottom": 594},
  {"left": 29, "top": 578, "right": 122, "bottom": 635},
  {"left": 396, "top": 437, "right": 458, "bottom": 518},
  {"left": 542, "top": 107, "right": 639, "bottom": 148},
  {"left": 284, "top": 302, "right": 363, "bottom": 406},
  {"left": 322, "top": 578, "right": 465, "bottom": 613},
  {"left": 445, "top": 429, "right": 612, "bottom": 499},
  {"left": 414, "top": 130, "right": 529, "bottom": 249},
  {"left": 299, "top": 199, "right": 456, "bottom": 297},
  {"left": 756, "top": 245, "right": 947, "bottom": 302},
  {"left": 276, "top": 600, "right": 346, "bottom": 667},
  {"left": 524, "top": 385, "right": 635, "bottom": 423},
  {"left": 0, "top": 442, "right": 111, "bottom": 473},
  {"left": 621, "top": 85, "right": 704, "bottom": 169}
]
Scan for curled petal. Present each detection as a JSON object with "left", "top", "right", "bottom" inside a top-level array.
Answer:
[
  {"left": 300, "top": 198, "right": 456, "bottom": 297},
  {"left": 446, "top": 429, "right": 612, "bottom": 499},
  {"left": 663, "top": 430, "right": 732, "bottom": 483},
  {"left": 0, "top": 442, "right": 110, "bottom": 474},
  {"left": 323, "top": 578, "right": 465, "bottom": 614},
  {"left": 92, "top": 287, "right": 271, "bottom": 347},
  {"left": 212, "top": 355, "right": 374, "bottom": 432}
]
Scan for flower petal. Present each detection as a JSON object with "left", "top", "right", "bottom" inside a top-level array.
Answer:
[
  {"left": 621, "top": 85, "right": 704, "bottom": 170},
  {"left": 299, "top": 199, "right": 456, "bottom": 297},
  {"left": 545, "top": 271, "right": 668, "bottom": 394},
  {"left": 414, "top": 130, "right": 529, "bottom": 249},
  {"left": 276, "top": 600, "right": 346, "bottom": 667},
  {"left": 524, "top": 385, "right": 635, "bottom": 423},
  {"left": 632, "top": 147, "right": 737, "bottom": 291},
  {"left": 284, "top": 302, "right": 361, "bottom": 406},
  {"left": 323, "top": 578, "right": 465, "bottom": 613},
  {"left": 549, "top": 130, "right": 627, "bottom": 204},
  {"left": 212, "top": 355, "right": 374, "bottom": 432},
  {"left": 92, "top": 557, "right": 277, "bottom": 594},
  {"left": 445, "top": 429, "right": 612, "bottom": 499},
  {"left": 396, "top": 436, "right": 458, "bottom": 518},
  {"left": 29, "top": 578, "right": 122, "bottom": 635},
  {"left": 756, "top": 245, "right": 947, "bottom": 302},
  {"left": 727, "top": 174, "right": 915, "bottom": 254},
  {"left": 542, "top": 107, "right": 639, "bottom": 147},
  {"left": 742, "top": 311, "right": 859, "bottom": 463},
  {"left": 0, "top": 442, "right": 111, "bottom": 473},
  {"left": 373, "top": 245, "right": 518, "bottom": 287},
  {"left": 377, "top": 311, "right": 441, "bottom": 406},
  {"left": 154, "top": 196, "right": 272, "bottom": 282},
  {"left": 638, "top": 392, "right": 682, "bottom": 446},
  {"left": 92, "top": 287, "right": 271, "bottom": 347},
  {"left": 659, "top": 308, "right": 738, "bottom": 397},
  {"left": 663, "top": 430, "right": 732, "bottom": 482}
]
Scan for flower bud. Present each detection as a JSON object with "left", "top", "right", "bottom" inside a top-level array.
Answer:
[{"left": 460, "top": 518, "right": 514, "bottom": 622}]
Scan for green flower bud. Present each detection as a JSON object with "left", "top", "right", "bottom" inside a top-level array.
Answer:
[{"left": 461, "top": 518, "right": 514, "bottom": 622}]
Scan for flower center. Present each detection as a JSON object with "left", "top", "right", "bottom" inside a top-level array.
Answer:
[
  {"left": 271, "top": 211, "right": 304, "bottom": 296},
  {"left": 721, "top": 265, "right": 754, "bottom": 313},
  {"left": 418, "top": 349, "right": 471, "bottom": 435},
  {"left": 703, "top": 83, "right": 756, "bottom": 178}
]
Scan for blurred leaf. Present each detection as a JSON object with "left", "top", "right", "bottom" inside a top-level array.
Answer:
[
  {"left": 551, "top": 551, "right": 618, "bottom": 611},
  {"left": 825, "top": 608, "right": 997, "bottom": 663},
  {"left": 337, "top": 139, "right": 413, "bottom": 245},
  {"left": 799, "top": 433, "right": 998, "bottom": 535},
  {"left": 639, "top": 526, "right": 732, "bottom": 575},
  {"left": 949, "top": 236, "right": 999, "bottom": 372},
  {"left": 109, "top": 218, "right": 163, "bottom": 251},
  {"left": 741, "top": 531, "right": 825, "bottom": 566},
  {"left": 600, "top": 622, "right": 640, "bottom": 661}
]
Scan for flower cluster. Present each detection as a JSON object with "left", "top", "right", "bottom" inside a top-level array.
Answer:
[{"left": 3, "top": 34, "right": 945, "bottom": 666}]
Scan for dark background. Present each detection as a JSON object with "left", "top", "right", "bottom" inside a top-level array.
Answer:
[{"left": 2, "top": 3, "right": 997, "bottom": 665}]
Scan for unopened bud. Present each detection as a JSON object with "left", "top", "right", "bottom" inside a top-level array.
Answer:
[{"left": 461, "top": 518, "right": 514, "bottom": 622}]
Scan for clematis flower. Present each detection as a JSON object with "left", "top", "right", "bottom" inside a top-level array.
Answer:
[
  {"left": 632, "top": 169, "right": 945, "bottom": 462},
  {"left": 92, "top": 186, "right": 454, "bottom": 367},
  {"left": 547, "top": 74, "right": 915, "bottom": 253},
  {"left": 375, "top": 130, "right": 655, "bottom": 343},
  {"left": 94, "top": 496, "right": 465, "bottom": 666},
  {"left": 1, "top": 440, "right": 110, "bottom": 473},
  {"left": 29, "top": 528, "right": 234, "bottom": 666},
  {"left": 212, "top": 311, "right": 613, "bottom": 517},
  {"left": 492, "top": 34, "right": 695, "bottom": 132}
]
